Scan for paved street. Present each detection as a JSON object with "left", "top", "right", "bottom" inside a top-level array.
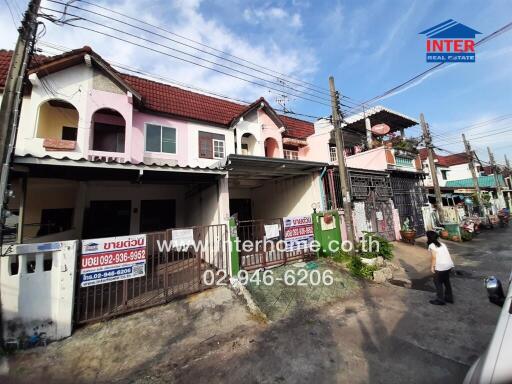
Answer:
[{"left": 3, "top": 226, "right": 510, "bottom": 384}]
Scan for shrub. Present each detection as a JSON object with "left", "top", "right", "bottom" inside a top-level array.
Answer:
[
  {"left": 349, "top": 256, "right": 377, "bottom": 279},
  {"left": 331, "top": 249, "right": 352, "bottom": 264},
  {"left": 357, "top": 232, "right": 394, "bottom": 260}
]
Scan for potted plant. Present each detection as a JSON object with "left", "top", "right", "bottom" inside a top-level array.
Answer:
[
  {"left": 440, "top": 228, "right": 449, "bottom": 239},
  {"left": 399, "top": 218, "right": 416, "bottom": 243}
]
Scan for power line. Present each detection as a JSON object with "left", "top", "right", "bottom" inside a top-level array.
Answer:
[
  {"left": 39, "top": 6, "right": 336, "bottom": 109},
  {"left": 356, "top": 20, "right": 512, "bottom": 106},
  {"left": 429, "top": 114, "right": 512, "bottom": 140},
  {"left": 48, "top": 0, "right": 333, "bottom": 99},
  {"left": 36, "top": 41, "right": 325, "bottom": 122}
]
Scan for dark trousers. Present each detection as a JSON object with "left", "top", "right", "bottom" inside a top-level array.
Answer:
[{"left": 434, "top": 269, "right": 453, "bottom": 302}]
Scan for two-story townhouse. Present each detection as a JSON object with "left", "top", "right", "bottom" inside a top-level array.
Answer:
[
  {"left": 313, "top": 107, "right": 427, "bottom": 238},
  {"left": 1, "top": 47, "right": 327, "bottom": 244}
]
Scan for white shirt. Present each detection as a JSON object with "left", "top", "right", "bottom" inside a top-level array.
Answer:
[{"left": 429, "top": 242, "right": 454, "bottom": 271}]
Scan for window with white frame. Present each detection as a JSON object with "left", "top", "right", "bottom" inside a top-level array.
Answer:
[
  {"left": 284, "top": 149, "right": 299, "bottom": 160},
  {"left": 213, "top": 139, "right": 225, "bottom": 159},
  {"left": 329, "top": 146, "right": 337, "bottom": 162},
  {"left": 145, "top": 124, "right": 176, "bottom": 154}
]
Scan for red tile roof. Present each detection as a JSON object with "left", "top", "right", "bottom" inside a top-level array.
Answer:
[
  {"left": 0, "top": 49, "right": 314, "bottom": 139},
  {"left": 419, "top": 148, "right": 469, "bottom": 166}
]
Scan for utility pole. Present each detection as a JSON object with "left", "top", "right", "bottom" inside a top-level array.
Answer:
[
  {"left": 420, "top": 113, "right": 444, "bottom": 222},
  {"left": 487, "top": 146, "right": 503, "bottom": 207},
  {"left": 329, "top": 76, "right": 356, "bottom": 249},
  {"left": 505, "top": 154, "right": 510, "bottom": 170},
  {"left": 0, "top": 0, "right": 41, "bottom": 223},
  {"left": 0, "top": 0, "right": 41, "bottom": 349},
  {"left": 462, "top": 134, "right": 481, "bottom": 208}
]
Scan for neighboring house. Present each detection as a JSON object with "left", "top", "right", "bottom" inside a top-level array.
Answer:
[
  {"left": 419, "top": 149, "right": 511, "bottom": 211},
  {"left": 0, "top": 47, "right": 328, "bottom": 243},
  {"left": 419, "top": 149, "right": 474, "bottom": 187},
  {"left": 319, "top": 107, "right": 427, "bottom": 238}
]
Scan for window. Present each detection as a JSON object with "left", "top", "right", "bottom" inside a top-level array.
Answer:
[
  {"left": 146, "top": 124, "right": 176, "bottom": 154},
  {"left": 441, "top": 170, "right": 448, "bottom": 180},
  {"left": 329, "top": 146, "right": 337, "bottom": 162},
  {"left": 198, "top": 131, "right": 225, "bottom": 159},
  {"left": 62, "top": 126, "right": 77, "bottom": 141},
  {"left": 213, "top": 139, "right": 225, "bottom": 159},
  {"left": 284, "top": 149, "right": 299, "bottom": 160},
  {"left": 395, "top": 156, "right": 413, "bottom": 167}
]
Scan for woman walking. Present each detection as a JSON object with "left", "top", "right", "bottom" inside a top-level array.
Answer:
[{"left": 427, "top": 230, "right": 455, "bottom": 305}]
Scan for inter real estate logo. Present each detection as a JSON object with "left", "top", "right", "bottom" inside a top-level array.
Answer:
[{"left": 419, "top": 19, "right": 481, "bottom": 63}]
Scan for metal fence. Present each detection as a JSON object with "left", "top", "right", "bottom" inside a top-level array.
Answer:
[
  {"left": 74, "top": 224, "right": 230, "bottom": 324},
  {"left": 237, "top": 218, "right": 314, "bottom": 271}
]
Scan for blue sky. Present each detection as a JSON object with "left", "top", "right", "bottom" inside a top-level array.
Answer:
[{"left": 2, "top": 0, "right": 511, "bottom": 163}]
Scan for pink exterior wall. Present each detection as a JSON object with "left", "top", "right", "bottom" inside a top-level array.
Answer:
[
  {"left": 132, "top": 111, "right": 188, "bottom": 166},
  {"left": 345, "top": 147, "right": 388, "bottom": 171},
  {"left": 305, "top": 132, "right": 331, "bottom": 163},
  {"left": 85, "top": 89, "right": 133, "bottom": 161},
  {"left": 258, "top": 109, "right": 284, "bottom": 158}
]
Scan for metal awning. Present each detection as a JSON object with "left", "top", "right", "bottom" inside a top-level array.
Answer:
[
  {"left": 13, "top": 155, "right": 225, "bottom": 183},
  {"left": 342, "top": 106, "right": 419, "bottom": 133},
  {"left": 224, "top": 154, "right": 327, "bottom": 186}
]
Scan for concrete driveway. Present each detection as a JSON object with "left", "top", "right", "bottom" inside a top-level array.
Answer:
[{"left": 2, "top": 226, "right": 509, "bottom": 383}]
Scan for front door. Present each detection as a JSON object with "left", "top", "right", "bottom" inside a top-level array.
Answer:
[{"left": 83, "top": 200, "right": 131, "bottom": 239}]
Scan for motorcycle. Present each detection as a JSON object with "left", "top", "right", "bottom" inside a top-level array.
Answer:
[{"left": 498, "top": 209, "right": 510, "bottom": 228}]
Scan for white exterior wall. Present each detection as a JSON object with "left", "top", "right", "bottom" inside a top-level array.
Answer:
[
  {"left": 423, "top": 159, "right": 474, "bottom": 187},
  {"left": 0, "top": 240, "right": 78, "bottom": 341},
  {"left": 16, "top": 65, "right": 92, "bottom": 159},
  {"left": 188, "top": 121, "right": 235, "bottom": 168},
  {"left": 230, "top": 173, "right": 322, "bottom": 219}
]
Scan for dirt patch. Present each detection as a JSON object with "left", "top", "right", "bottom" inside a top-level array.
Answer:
[
  {"left": 246, "top": 259, "right": 361, "bottom": 321},
  {"left": 2, "top": 287, "right": 261, "bottom": 384}
]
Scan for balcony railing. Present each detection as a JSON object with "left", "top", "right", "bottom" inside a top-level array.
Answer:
[{"left": 87, "top": 150, "right": 128, "bottom": 163}]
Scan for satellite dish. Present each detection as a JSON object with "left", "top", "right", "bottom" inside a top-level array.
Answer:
[{"left": 371, "top": 123, "right": 391, "bottom": 136}]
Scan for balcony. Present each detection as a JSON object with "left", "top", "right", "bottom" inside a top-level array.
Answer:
[
  {"left": 345, "top": 138, "right": 422, "bottom": 173},
  {"left": 88, "top": 108, "right": 128, "bottom": 163}
]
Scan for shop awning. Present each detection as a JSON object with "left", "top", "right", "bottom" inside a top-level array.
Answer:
[{"left": 224, "top": 154, "right": 327, "bottom": 186}]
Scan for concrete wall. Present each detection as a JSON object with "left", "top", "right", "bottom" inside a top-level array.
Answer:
[
  {"left": 230, "top": 173, "right": 322, "bottom": 220},
  {"left": 305, "top": 131, "right": 332, "bottom": 163},
  {"left": 346, "top": 147, "right": 388, "bottom": 171},
  {"left": 0, "top": 240, "right": 78, "bottom": 341}
]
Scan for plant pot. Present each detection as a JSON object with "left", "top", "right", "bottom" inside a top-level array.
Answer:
[
  {"left": 400, "top": 230, "right": 416, "bottom": 241},
  {"left": 440, "top": 230, "right": 449, "bottom": 239}
]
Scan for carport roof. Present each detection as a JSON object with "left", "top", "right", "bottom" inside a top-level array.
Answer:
[{"left": 224, "top": 154, "right": 327, "bottom": 182}]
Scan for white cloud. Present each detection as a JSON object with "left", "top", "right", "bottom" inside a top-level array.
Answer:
[
  {"left": 7, "top": 0, "right": 318, "bottom": 106},
  {"left": 243, "top": 6, "right": 303, "bottom": 29}
]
